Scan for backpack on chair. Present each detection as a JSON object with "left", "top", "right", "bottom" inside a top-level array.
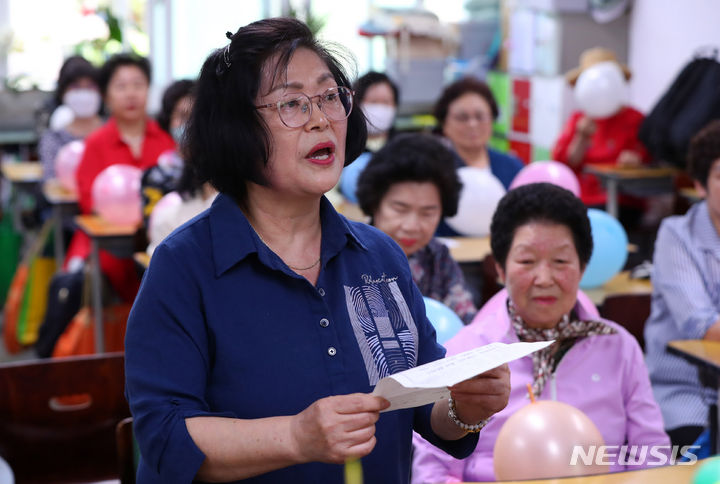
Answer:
[
  {"left": 34, "top": 269, "right": 84, "bottom": 358},
  {"left": 639, "top": 48, "right": 720, "bottom": 168}
]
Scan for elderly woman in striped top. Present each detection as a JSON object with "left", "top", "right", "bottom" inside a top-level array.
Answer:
[{"left": 645, "top": 120, "right": 720, "bottom": 448}]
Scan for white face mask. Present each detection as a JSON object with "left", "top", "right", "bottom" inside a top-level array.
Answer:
[
  {"left": 362, "top": 103, "right": 396, "bottom": 135},
  {"left": 63, "top": 88, "right": 101, "bottom": 118}
]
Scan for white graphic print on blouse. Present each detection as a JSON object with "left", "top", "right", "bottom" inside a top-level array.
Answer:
[{"left": 344, "top": 276, "right": 419, "bottom": 385}]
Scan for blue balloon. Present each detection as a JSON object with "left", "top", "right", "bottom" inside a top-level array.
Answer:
[
  {"left": 692, "top": 456, "right": 720, "bottom": 484},
  {"left": 423, "top": 297, "right": 464, "bottom": 345},
  {"left": 339, "top": 152, "right": 371, "bottom": 203},
  {"left": 580, "top": 208, "right": 628, "bottom": 289}
]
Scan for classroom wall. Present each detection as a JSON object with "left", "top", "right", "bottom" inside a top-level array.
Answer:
[
  {"left": 628, "top": 0, "right": 720, "bottom": 113},
  {"left": 0, "top": 0, "right": 8, "bottom": 83}
]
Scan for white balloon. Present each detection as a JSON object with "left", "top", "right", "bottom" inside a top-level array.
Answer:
[
  {"left": 49, "top": 105, "right": 75, "bottom": 130},
  {"left": 446, "top": 167, "right": 506, "bottom": 236},
  {"left": 574, "top": 61, "right": 628, "bottom": 119},
  {"left": 148, "top": 191, "right": 182, "bottom": 237}
]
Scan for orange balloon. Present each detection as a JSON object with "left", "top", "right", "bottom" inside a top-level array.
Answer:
[{"left": 493, "top": 400, "right": 606, "bottom": 480}]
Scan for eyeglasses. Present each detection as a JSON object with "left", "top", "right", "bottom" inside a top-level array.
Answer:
[
  {"left": 255, "top": 86, "right": 354, "bottom": 128},
  {"left": 449, "top": 111, "right": 492, "bottom": 124}
]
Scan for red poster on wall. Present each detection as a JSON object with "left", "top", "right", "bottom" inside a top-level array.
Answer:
[
  {"left": 511, "top": 77, "right": 531, "bottom": 134},
  {"left": 509, "top": 139, "right": 532, "bottom": 165}
]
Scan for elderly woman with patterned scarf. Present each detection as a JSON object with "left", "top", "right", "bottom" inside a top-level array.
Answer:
[{"left": 412, "top": 183, "right": 669, "bottom": 483}]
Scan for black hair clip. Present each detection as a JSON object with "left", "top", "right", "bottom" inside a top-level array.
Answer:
[{"left": 216, "top": 31, "right": 235, "bottom": 77}]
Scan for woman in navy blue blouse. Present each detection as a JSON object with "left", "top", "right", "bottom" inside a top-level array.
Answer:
[{"left": 124, "top": 18, "right": 510, "bottom": 483}]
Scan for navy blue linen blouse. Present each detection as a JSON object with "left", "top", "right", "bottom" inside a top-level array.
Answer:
[{"left": 125, "top": 193, "right": 478, "bottom": 483}]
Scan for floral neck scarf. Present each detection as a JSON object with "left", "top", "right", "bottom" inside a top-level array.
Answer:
[{"left": 508, "top": 299, "right": 616, "bottom": 399}]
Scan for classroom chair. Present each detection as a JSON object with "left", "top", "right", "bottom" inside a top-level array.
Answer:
[
  {"left": 0, "top": 352, "right": 130, "bottom": 483},
  {"left": 116, "top": 417, "right": 137, "bottom": 484},
  {"left": 600, "top": 293, "right": 651, "bottom": 350}
]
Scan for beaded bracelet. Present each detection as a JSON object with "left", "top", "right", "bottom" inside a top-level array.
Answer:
[{"left": 447, "top": 397, "right": 490, "bottom": 433}]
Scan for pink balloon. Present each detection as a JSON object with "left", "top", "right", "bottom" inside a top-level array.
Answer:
[
  {"left": 494, "top": 400, "right": 606, "bottom": 480},
  {"left": 148, "top": 191, "right": 182, "bottom": 235},
  {"left": 509, "top": 160, "right": 581, "bottom": 197},
  {"left": 91, "top": 164, "right": 143, "bottom": 225},
  {"left": 54, "top": 140, "right": 85, "bottom": 192}
]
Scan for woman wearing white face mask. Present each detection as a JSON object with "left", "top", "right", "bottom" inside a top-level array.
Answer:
[
  {"left": 338, "top": 72, "right": 399, "bottom": 202},
  {"left": 38, "top": 56, "right": 103, "bottom": 180},
  {"left": 355, "top": 71, "right": 399, "bottom": 153}
]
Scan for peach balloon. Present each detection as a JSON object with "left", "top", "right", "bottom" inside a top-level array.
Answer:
[
  {"left": 91, "top": 164, "right": 142, "bottom": 225},
  {"left": 494, "top": 400, "right": 606, "bottom": 480},
  {"left": 54, "top": 140, "right": 85, "bottom": 192}
]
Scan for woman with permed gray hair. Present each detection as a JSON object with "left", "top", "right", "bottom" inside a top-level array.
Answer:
[
  {"left": 124, "top": 18, "right": 510, "bottom": 483},
  {"left": 413, "top": 182, "right": 668, "bottom": 482},
  {"left": 356, "top": 133, "right": 477, "bottom": 324}
]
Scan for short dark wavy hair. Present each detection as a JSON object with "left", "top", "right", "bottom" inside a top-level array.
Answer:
[
  {"left": 156, "top": 79, "right": 196, "bottom": 134},
  {"left": 55, "top": 56, "right": 99, "bottom": 105},
  {"left": 98, "top": 53, "right": 151, "bottom": 97},
  {"left": 688, "top": 119, "right": 720, "bottom": 188},
  {"left": 353, "top": 71, "right": 399, "bottom": 106},
  {"left": 433, "top": 77, "right": 499, "bottom": 132},
  {"left": 356, "top": 133, "right": 462, "bottom": 219},
  {"left": 490, "top": 183, "right": 593, "bottom": 270},
  {"left": 185, "top": 17, "right": 367, "bottom": 204}
]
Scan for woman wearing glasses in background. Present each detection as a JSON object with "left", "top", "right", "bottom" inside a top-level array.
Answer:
[
  {"left": 124, "top": 18, "right": 510, "bottom": 484},
  {"left": 434, "top": 78, "right": 523, "bottom": 191},
  {"left": 432, "top": 78, "right": 524, "bottom": 237}
]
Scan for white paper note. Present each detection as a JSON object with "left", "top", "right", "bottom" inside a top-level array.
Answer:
[{"left": 372, "top": 340, "right": 553, "bottom": 412}]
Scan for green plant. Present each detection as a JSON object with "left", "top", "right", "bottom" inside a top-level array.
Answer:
[{"left": 287, "top": 6, "right": 326, "bottom": 36}]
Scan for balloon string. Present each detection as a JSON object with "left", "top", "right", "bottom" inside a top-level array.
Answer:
[{"left": 526, "top": 383, "right": 536, "bottom": 403}]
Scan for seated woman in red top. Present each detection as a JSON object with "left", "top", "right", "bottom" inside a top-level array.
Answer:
[
  {"left": 66, "top": 53, "right": 175, "bottom": 302},
  {"left": 552, "top": 47, "right": 650, "bottom": 208}
]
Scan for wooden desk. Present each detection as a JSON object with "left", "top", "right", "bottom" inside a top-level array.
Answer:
[
  {"left": 1, "top": 161, "right": 43, "bottom": 235},
  {"left": 438, "top": 236, "right": 492, "bottom": 263},
  {"left": 668, "top": 340, "right": 720, "bottom": 371},
  {"left": 584, "top": 165, "right": 677, "bottom": 219},
  {"left": 490, "top": 462, "right": 699, "bottom": 484},
  {"left": 42, "top": 179, "right": 78, "bottom": 267},
  {"left": 583, "top": 271, "right": 653, "bottom": 306},
  {"left": 334, "top": 200, "right": 368, "bottom": 223},
  {"left": 75, "top": 215, "right": 139, "bottom": 353},
  {"left": 134, "top": 251, "right": 150, "bottom": 270},
  {"left": 668, "top": 340, "right": 720, "bottom": 454},
  {"left": 1, "top": 161, "right": 43, "bottom": 184},
  {"left": 679, "top": 187, "right": 703, "bottom": 204}
]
